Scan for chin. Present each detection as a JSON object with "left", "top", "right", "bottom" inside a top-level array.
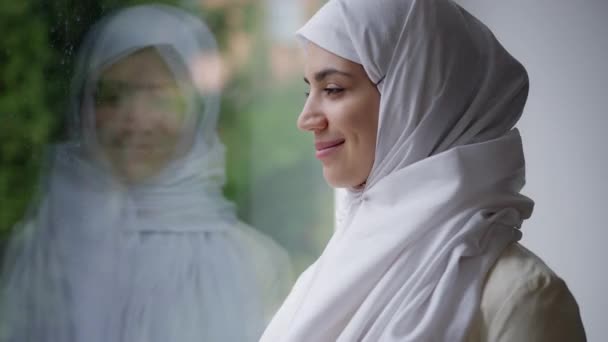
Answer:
[
  {"left": 323, "top": 167, "right": 364, "bottom": 189},
  {"left": 116, "top": 164, "right": 159, "bottom": 183}
]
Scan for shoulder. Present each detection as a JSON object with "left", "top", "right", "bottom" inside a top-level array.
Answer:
[
  {"left": 481, "top": 242, "right": 559, "bottom": 312},
  {"left": 229, "top": 222, "right": 292, "bottom": 271},
  {"left": 229, "top": 222, "right": 294, "bottom": 321},
  {"left": 473, "top": 243, "right": 586, "bottom": 341}
]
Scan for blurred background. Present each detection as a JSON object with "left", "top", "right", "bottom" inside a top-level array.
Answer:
[{"left": 1, "top": 0, "right": 606, "bottom": 340}]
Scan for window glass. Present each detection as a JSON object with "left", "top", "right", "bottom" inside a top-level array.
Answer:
[{"left": 0, "top": 1, "right": 329, "bottom": 340}]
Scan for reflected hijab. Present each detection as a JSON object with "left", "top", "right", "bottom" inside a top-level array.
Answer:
[
  {"left": 0, "top": 5, "right": 243, "bottom": 341},
  {"left": 262, "top": 0, "right": 534, "bottom": 341},
  {"left": 55, "top": 3, "right": 236, "bottom": 232}
]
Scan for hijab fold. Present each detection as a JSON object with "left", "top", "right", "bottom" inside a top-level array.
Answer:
[{"left": 61, "top": 4, "right": 236, "bottom": 232}]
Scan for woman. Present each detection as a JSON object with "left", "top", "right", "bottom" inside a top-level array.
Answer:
[
  {"left": 261, "top": 0, "right": 585, "bottom": 341},
  {"left": 0, "top": 4, "right": 290, "bottom": 342}
]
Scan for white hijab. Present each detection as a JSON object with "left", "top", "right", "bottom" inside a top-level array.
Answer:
[
  {"left": 59, "top": 3, "right": 235, "bottom": 229},
  {"left": 261, "top": 0, "right": 534, "bottom": 341}
]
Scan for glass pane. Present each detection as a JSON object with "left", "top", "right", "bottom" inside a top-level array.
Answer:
[{"left": 0, "top": 1, "right": 330, "bottom": 340}]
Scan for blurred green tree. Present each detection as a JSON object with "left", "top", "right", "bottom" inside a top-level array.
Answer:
[{"left": 0, "top": 1, "right": 55, "bottom": 239}]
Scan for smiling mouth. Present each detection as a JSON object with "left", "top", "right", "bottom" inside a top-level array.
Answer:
[{"left": 315, "top": 139, "right": 345, "bottom": 159}]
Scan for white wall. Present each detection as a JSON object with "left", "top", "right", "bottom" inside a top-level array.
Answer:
[{"left": 455, "top": 1, "right": 608, "bottom": 340}]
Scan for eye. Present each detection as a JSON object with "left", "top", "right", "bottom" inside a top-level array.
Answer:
[
  {"left": 324, "top": 87, "right": 344, "bottom": 96},
  {"left": 94, "top": 88, "right": 122, "bottom": 107}
]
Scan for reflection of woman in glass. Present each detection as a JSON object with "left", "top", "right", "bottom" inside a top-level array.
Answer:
[
  {"left": 1, "top": 5, "right": 290, "bottom": 342},
  {"left": 262, "top": 0, "right": 585, "bottom": 341}
]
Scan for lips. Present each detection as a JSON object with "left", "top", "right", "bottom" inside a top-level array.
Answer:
[
  {"left": 315, "top": 139, "right": 345, "bottom": 159},
  {"left": 315, "top": 139, "right": 345, "bottom": 151}
]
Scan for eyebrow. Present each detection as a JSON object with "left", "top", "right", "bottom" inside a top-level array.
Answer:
[{"left": 303, "top": 68, "right": 354, "bottom": 84}]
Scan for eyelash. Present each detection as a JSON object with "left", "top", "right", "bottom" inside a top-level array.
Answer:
[
  {"left": 305, "top": 87, "right": 345, "bottom": 98},
  {"left": 325, "top": 87, "right": 344, "bottom": 95}
]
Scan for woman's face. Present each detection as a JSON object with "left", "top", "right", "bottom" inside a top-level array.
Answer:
[
  {"left": 94, "top": 47, "right": 188, "bottom": 182},
  {"left": 298, "top": 42, "right": 380, "bottom": 188}
]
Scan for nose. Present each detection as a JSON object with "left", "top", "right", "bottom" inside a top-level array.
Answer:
[
  {"left": 121, "top": 95, "right": 153, "bottom": 132},
  {"left": 297, "top": 96, "right": 327, "bottom": 133}
]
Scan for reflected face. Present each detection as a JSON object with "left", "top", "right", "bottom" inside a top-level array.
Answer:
[
  {"left": 298, "top": 43, "right": 380, "bottom": 188},
  {"left": 94, "top": 47, "right": 188, "bottom": 182}
]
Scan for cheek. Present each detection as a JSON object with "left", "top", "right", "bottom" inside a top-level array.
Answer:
[
  {"left": 343, "top": 94, "right": 379, "bottom": 177},
  {"left": 156, "top": 112, "right": 186, "bottom": 142},
  {"left": 358, "top": 90, "right": 380, "bottom": 138},
  {"left": 94, "top": 108, "right": 121, "bottom": 141},
  {"left": 340, "top": 98, "right": 379, "bottom": 144},
  {"left": 94, "top": 108, "right": 116, "bottom": 127},
  {"left": 165, "top": 112, "right": 185, "bottom": 134}
]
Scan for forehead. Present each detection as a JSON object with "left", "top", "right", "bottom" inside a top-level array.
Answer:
[
  {"left": 100, "top": 47, "right": 176, "bottom": 85},
  {"left": 303, "top": 42, "right": 366, "bottom": 78}
]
